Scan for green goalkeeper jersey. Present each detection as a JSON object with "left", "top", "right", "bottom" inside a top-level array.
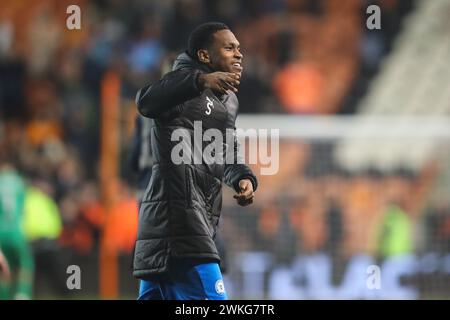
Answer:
[{"left": 0, "top": 168, "right": 26, "bottom": 235}]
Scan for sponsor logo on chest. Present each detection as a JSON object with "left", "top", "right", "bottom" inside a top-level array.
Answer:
[{"left": 205, "top": 96, "right": 214, "bottom": 115}]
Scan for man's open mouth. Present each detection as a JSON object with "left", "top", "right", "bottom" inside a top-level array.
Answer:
[{"left": 232, "top": 62, "right": 243, "bottom": 72}]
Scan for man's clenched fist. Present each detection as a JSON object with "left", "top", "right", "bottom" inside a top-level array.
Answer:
[{"left": 233, "top": 179, "right": 254, "bottom": 206}]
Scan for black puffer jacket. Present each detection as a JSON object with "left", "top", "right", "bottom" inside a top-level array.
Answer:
[{"left": 133, "top": 53, "right": 258, "bottom": 280}]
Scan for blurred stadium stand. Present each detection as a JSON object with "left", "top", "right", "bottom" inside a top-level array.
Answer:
[
  {"left": 232, "top": 114, "right": 450, "bottom": 299},
  {"left": 337, "top": 0, "right": 450, "bottom": 172},
  {"left": 1, "top": 0, "right": 450, "bottom": 299}
]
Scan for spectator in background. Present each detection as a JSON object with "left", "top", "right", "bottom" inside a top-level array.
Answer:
[
  {"left": 323, "top": 197, "right": 344, "bottom": 253},
  {"left": 289, "top": 192, "right": 326, "bottom": 254},
  {"left": 272, "top": 56, "right": 324, "bottom": 114},
  {"left": 321, "top": 174, "right": 345, "bottom": 256},
  {"left": 24, "top": 79, "right": 63, "bottom": 149},
  {"left": 102, "top": 183, "right": 138, "bottom": 255},
  {"left": 22, "top": 176, "right": 66, "bottom": 297},
  {"left": 126, "top": 19, "right": 163, "bottom": 75},
  {"left": 162, "top": 0, "right": 206, "bottom": 53},
  {"left": 424, "top": 202, "right": 450, "bottom": 254},
  {"left": 0, "top": 155, "right": 34, "bottom": 300},
  {"left": 0, "top": 55, "right": 26, "bottom": 120},
  {"left": 59, "top": 183, "right": 105, "bottom": 255},
  {"left": 321, "top": 184, "right": 345, "bottom": 284},
  {"left": 377, "top": 207, "right": 412, "bottom": 259},
  {"left": 376, "top": 173, "right": 414, "bottom": 260},
  {"left": 258, "top": 202, "right": 298, "bottom": 265}
]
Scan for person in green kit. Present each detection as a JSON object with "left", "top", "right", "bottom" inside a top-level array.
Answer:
[
  {"left": 0, "top": 155, "right": 34, "bottom": 300},
  {"left": 21, "top": 175, "right": 66, "bottom": 297}
]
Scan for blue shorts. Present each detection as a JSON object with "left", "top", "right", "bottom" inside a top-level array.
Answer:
[{"left": 137, "top": 260, "right": 228, "bottom": 300}]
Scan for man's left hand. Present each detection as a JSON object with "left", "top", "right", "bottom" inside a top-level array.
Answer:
[{"left": 233, "top": 179, "right": 254, "bottom": 206}]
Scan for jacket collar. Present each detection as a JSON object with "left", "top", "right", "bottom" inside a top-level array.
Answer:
[{"left": 172, "top": 51, "right": 214, "bottom": 73}]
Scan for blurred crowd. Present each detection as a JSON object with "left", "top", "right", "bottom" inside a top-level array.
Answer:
[
  {"left": 221, "top": 141, "right": 450, "bottom": 297},
  {"left": 222, "top": 139, "right": 450, "bottom": 258},
  {"left": 0, "top": 0, "right": 429, "bottom": 298}
]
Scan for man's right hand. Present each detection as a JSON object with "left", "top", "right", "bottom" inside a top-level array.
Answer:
[{"left": 198, "top": 72, "right": 240, "bottom": 95}]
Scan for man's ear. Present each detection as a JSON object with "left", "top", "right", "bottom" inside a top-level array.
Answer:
[{"left": 197, "top": 49, "right": 210, "bottom": 64}]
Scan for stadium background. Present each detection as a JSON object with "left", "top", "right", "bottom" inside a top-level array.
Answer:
[{"left": 1, "top": 0, "right": 450, "bottom": 299}]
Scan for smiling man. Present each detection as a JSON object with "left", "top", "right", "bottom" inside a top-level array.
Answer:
[{"left": 133, "top": 22, "right": 258, "bottom": 300}]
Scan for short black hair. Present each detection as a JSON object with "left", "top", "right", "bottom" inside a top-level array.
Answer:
[{"left": 187, "top": 22, "right": 229, "bottom": 60}]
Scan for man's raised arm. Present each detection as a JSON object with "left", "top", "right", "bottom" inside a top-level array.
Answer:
[
  {"left": 136, "top": 69, "right": 203, "bottom": 119},
  {"left": 136, "top": 69, "right": 241, "bottom": 119}
]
